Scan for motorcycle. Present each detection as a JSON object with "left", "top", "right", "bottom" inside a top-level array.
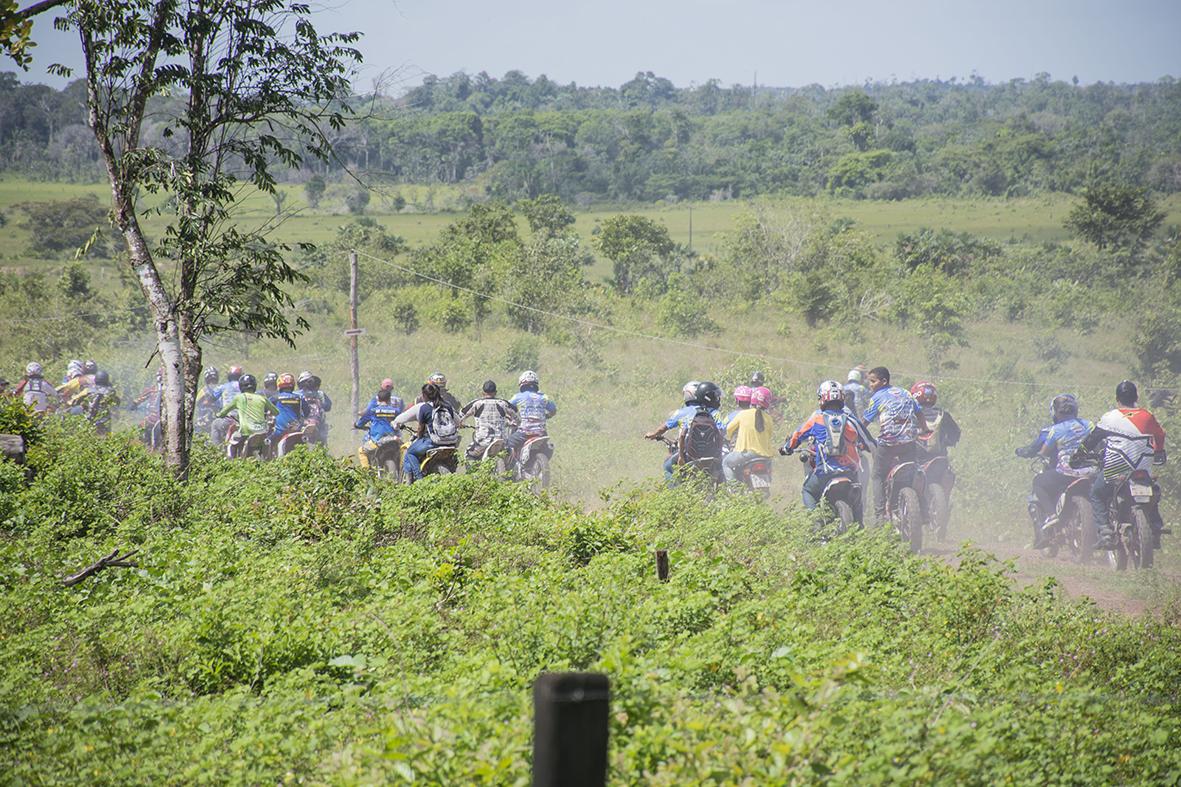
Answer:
[
  {"left": 646, "top": 435, "right": 722, "bottom": 488},
  {"left": 884, "top": 456, "right": 924, "bottom": 554},
  {"left": 1027, "top": 459, "right": 1094, "bottom": 561},
  {"left": 467, "top": 434, "right": 512, "bottom": 477},
  {"left": 369, "top": 435, "right": 404, "bottom": 482},
  {"left": 785, "top": 444, "right": 861, "bottom": 532},
  {"left": 918, "top": 453, "right": 954, "bottom": 542},
  {"left": 271, "top": 418, "right": 318, "bottom": 460},
  {"left": 512, "top": 432, "right": 554, "bottom": 490},
  {"left": 728, "top": 451, "right": 773, "bottom": 498},
  {"left": 224, "top": 421, "right": 268, "bottom": 460},
  {"left": 400, "top": 424, "right": 459, "bottom": 481},
  {"left": 1071, "top": 449, "right": 1164, "bottom": 570}
]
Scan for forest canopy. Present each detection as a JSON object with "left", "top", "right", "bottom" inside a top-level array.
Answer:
[{"left": 1, "top": 70, "right": 1179, "bottom": 201}]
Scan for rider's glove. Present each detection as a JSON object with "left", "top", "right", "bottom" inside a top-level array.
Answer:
[
  {"left": 1154, "top": 450, "right": 1167, "bottom": 466},
  {"left": 1015, "top": 446, "right": 1033, "bottom": 458},
  {"left": 1068, "top": 451, "right": 1086, "bottom": 469},
  {"left": 779, "top": 445, "right": 792, "bottom": 456}
]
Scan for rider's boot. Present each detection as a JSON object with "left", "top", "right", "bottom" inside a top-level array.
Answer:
[{"left": 1028, "top": 500, "right": 1050, "bottom": 549}]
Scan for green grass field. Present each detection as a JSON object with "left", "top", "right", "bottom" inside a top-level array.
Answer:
[
  {"left": 2, "top": 177, "right": 1179, "bottom": 613},
  {"left": 5, "top": 177, "right": 1179, "bottom": 280}
]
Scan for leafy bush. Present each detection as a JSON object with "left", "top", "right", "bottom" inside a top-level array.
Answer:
[
  {"left": 0, "top": 397, "right": 43, "bottom": 446},
  {"left": 2, "top": 421, "right": 1180, "bottom": 783},
  {"left": 502, "top": 336, "right": 540, "bottom": 373}
]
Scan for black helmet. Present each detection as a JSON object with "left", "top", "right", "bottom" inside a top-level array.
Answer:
[
  {"left": 94, "top": 370, "right": 110, "bottom": 386},
  {"left": 750, "top": 371, "right": 765, "bottom": 386},
  {"left": 263, "top": 372, "right": 278, "bottom": 387},
  {"left": 1051, "top": 393, "right": 1078, "bottom": 423},
  {"left": 1116, "top": 380, "right": 1138, "bottom": 407},
  {"left": 83, "top": 359, "right": 98, "bottom": 375},
  {"left": 239, "top": 373, "right": 257, "bottom": 393},
  {"left": 695, "top": 381, "right": 722, "bottom": 410},
  {"left": 482, "top": 379, "right": 498, "bottom": 395},
  {"left": 204, "top": 367, "right": 219, "bottom": 383}
]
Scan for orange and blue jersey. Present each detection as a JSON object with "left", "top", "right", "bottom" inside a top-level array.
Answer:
[{"left": 788, "top": 408, "right": 876, "bottom": 477}]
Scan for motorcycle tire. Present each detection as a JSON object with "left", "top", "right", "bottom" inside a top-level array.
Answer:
[
  {"left": 898, "top": 487, "right": 923, "bottom": 554},
  {"left": 925, "top": 483, "right": 949, "bottom": 542},
  {"left": 1134, "top": 509, "right": 1153, "bottom": 569},
  {"left": 1108, "top": 526, "right": 1128, "bottom": 571},
  {"left": 1063, "top": 501, "right": 1086, "bottom": 561},
  {"left": 382, "top": 457, "right": 401, "bottom": 483},
  {"left": 1076, "top": 507, "right": 1096, "bottom": 565},
  {"left": 530, "top": 453, "right": 551, "bottom": 491},
  {"left": 834, "top": 500, "right": 855, "bottom": 533}
]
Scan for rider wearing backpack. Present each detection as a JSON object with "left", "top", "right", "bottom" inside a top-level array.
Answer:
[
  {"left": 646, "top": 380, "right": 725, "bottom": 481},
  {"left": 394, "top": 382, "right": 460, "bottom": 482},
  {"left": 783, "top": 380, "right": 876, "bottom": 512}
]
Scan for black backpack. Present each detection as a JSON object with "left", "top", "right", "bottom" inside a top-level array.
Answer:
[{"left": 681, "top": 408, "right": 723, "bottom": 462}]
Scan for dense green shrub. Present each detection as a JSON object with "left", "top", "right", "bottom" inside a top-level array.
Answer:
[{"left": 2, "top": 420, "right": 1179, "bottom": 783}]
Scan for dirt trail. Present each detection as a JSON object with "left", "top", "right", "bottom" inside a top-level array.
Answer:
[{"left": 926, "top": 541, "right": 1181, "bottom": 618}]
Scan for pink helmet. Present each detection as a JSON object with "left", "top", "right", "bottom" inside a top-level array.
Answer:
[
  {"left": 751, "top": 386, "right": 773, "bottom": 409},
  {"left": 733, "top": 385, "right": 753, "bottom": 404}
]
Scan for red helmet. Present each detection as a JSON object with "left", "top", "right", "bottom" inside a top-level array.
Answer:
[
  {"left": 750, "top": 386, "right": 773, "bottom": 409},
  {"left": 733, "top": 385, "right": 753, "bottom": 405},
  {"left": 278, "top": 373, "right": 295, "bottom": 391},
  {"left": 380, "top": 378, "right": 394, "bottom": 392},
  {"left": 910, "top": 380, "right": 937, "bottom": 407},
  {"left": 228, "top": 365, "right": 244, "bottom": 380}
]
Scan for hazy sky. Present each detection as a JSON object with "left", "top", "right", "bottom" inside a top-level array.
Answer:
[{"left": 8, "top": 0, "right": 1181, "bottom": 90}]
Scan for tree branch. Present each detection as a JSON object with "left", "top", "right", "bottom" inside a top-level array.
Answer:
[{"left": 9, "top": 0, "right": 70, "bottom": 22}]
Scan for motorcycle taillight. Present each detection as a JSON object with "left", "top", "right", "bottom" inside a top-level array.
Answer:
[{"left": 1130, "top": 469, "right": 1152, "bottom": 484}]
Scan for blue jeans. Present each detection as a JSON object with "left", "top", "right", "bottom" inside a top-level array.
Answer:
[
  {"left": 663, "top": 453, "right": 677, "bottom": 482},
  {"left": 1090, "top": 474, "right": 1118, "bottom": 541},
  {"left": 403, "top": 436, "right": 435, "bottom": 481},
  {"left": 802, "top": 471, "right": 828, "bottom": 510}
]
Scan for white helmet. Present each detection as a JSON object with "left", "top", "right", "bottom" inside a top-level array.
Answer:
[
  {"left": 428, "top": 372, "right": 447, "bottom": 387},
  {"left": 66, "top": 359, "right": 83, "bottom": 378},
  {"left": 682, "top": 380, "right": 700, "bottom": 403},
  {"left": 518, "top": 370, "right": 539, "bottom": 388},
  {"left": 297, "top": 370, "right": 315, "bottom": 387},
  {"left": 818, "top": 379, "right": 844, "bottom": 404},
  {"left": 847, "top": 369, "right": 862, "bottom": 384},
  {"left": 25, "top": 361, "right": 43, "bottom": 377}
]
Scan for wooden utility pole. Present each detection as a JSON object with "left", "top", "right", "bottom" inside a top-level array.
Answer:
[{"left": 348, "top": 250, "right": 360, "bottom": 422}]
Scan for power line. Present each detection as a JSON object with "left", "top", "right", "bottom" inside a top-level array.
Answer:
[{"left": 353, "top": 249, "right": 1136, "bottom": 392}]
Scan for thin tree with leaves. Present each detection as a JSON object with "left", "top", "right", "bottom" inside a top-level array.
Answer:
[{"left": 45, "top": 0, "right": 360, "bottom": 478}]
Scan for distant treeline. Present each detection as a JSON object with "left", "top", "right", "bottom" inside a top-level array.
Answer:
[{"left": 2, "top": 70, "right": 1180, "bottom": 201}]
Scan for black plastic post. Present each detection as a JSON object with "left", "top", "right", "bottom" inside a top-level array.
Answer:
[{"left": 532, "top": 672, "right": 610, "bottom": 787}]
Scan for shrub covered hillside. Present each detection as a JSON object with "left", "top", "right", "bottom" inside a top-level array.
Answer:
[{"left": 1, "top": 420, "right": 1180, "bottom": 784}]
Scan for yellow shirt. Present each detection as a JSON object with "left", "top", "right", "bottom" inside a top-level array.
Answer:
[{"left": 726, "top": 408, "right": 776, "bottom": 457}]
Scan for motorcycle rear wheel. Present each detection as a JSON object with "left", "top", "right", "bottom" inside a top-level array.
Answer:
[
  {"left": 925, "top": 483, "right": 949, "bottom": 542},
  {"left": 833, "top": 500, "right": 855, "bottom": 534},
  {"left": 1134, "top": 509, "right": 1153, "bottom": 569},
  {"left": 897, "top": 487, "right": 923, "bottom": 554}
]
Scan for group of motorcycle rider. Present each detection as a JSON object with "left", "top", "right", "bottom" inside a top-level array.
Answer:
[
  {"left": 7, "top": 359, "right": 121, "bottom": 434},
  {"left": 648, "top": 366, "right": 1166, "bottom": 551},
  {"left": 1016, "top": 381, "right": 1167, "bottom": 552},
  {"left": 6, "top": 355, "right": 1169, "bottom": 549},
  {"left": 357, "top": 370, "right": 556, "bottom": 483}
]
